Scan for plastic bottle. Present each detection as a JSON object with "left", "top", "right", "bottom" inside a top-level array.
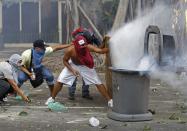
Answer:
[
  {"left": 31, "top": 68, "right": 36, "bottom": 80},
  {"left": 89, "top": 117, "right": 100, "bottom": 127}
]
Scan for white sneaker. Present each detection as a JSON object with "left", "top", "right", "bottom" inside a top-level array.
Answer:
[
  {"left": 45, "top": 97, "right": 55, "bottom": 105},
  {"left": 108, "top": 99, "right": 113, "bottom": 108},
  {"left": 3, "top": 97, "right": 8, "bottom": 102}
]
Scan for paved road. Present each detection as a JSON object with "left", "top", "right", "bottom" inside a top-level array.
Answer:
[{"left": 0, "top": 47, "right": 187, "bottom": 131}]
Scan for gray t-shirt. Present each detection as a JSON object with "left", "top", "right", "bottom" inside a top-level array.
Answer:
[{"left": 0, "top": 61, "right": 14, "bottom": 80}]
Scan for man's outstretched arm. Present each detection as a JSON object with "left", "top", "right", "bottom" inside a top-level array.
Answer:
[
  {"left": 51, "top": 43, "right": 73, "bottom": 52},
  {"left": 87, "top": 44, "right": 109, "bottom": 54}
]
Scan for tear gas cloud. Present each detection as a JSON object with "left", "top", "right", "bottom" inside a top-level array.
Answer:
[
  {"left": 109, "top": 3, "right": 187, "bottom": 92},
  {"left": 109, "top": 4, "right": 172, "bottom": 70}
]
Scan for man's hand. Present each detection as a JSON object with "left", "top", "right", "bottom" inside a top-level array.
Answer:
[
  {"left": 28, "top": 72, "right": 35, "bottom": 80},
  {"left": 103, "top": 36, "right": 110, "bottom": 46},
  {"left": 103, "top": 35, "right": 110, "bottom": 41},
  {"left": 102, "top": 48, "right": 109, "bottom": 53},
  {"left": 7, "top": 79, "right": 31, "bottom": 103},
  {"left": 88, "top": 44, "right": 109, "bottom": 54},
  {"left": 23, "top": 95, "right": 31, "bottom": 103},
  {"left": 72, "top": 69, "right": 80, "bottom": 77}
]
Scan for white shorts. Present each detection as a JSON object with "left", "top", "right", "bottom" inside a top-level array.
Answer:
[{"left": 57, "top": 61, "right": 102, "bottom": 86}]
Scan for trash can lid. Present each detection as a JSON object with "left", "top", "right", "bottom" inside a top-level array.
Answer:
[{"left": 109, "top": 67, "right": 150, "bottom": 75}]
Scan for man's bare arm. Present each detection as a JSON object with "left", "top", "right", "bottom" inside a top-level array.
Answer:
[
  {"left": 87, "top": 44, "right": 109, "bottom": 54},
  {"left": 7, "top": 79, "right": 29, "bottom": 102},
  {"left": 51, "top": 43, "right": 73, "bottom": 52}
]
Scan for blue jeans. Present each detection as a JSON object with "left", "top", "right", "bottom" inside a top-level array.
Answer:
[
  {"left": 18, "top": 66, "right": 54, "bottom": 87},
  {"left": 69, "top": 78, "right": 89, "bottom": 96}
]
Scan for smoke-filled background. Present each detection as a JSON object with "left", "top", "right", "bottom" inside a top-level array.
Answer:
[
  {"left": 109, "top": 4, "right": 173, "bottom": 69},
  {"left": 109, "top": 1, "right": 187, "bottom": 94}
]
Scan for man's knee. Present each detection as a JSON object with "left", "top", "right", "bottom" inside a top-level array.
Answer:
[
  {"left": 42, "top": 67, "right": 54, "bottom": 83},
  {"left": 56, "top": 81, "right": 63, "bottom": 88},
  {"left": 18, "top": 72, "right": 28, "bottom": 83},
  {"left": 46, "top": 74, "right": 54, "bottom": 81},
  {"left": 46, "top": 75, "right": 54, "bottom": 85},
  {"left": 96, "top": 84, "right": 105, "bottom": 88}
]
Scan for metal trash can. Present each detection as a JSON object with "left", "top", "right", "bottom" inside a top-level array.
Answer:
[{"left": 108, "top": 68, "right": 152, "bottom": 121}]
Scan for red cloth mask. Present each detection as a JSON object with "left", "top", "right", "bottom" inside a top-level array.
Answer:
[{"left": 73, "top": 35, "right": 94, "bottom": 68}]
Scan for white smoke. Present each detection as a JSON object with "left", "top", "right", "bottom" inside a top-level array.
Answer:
[
  {"left": 108, "top": 3, "right": 187, "bottom": 93},
  {"left": 137, "top": 56, "right": 155, "bottom": 71},
  {"left": 150, "top": 67, "right": 187, "bottom": 94},
  {"left": 109, "top": 4, "right": 173, "bottom": 70}
]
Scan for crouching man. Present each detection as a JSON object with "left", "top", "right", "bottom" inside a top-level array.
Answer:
[
  {"left": 45, "top": 35, "right": 113, "bottom": 107},
  {"left": 0, "top": 54, "right": 30, "bottom": 103},
  {"left": 18, "top": 40, "right": 72, "bottom": 96}
]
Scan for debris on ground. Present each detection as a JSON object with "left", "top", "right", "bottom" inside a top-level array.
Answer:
[
  {"left": 176, "top": 103, "right": 187, "bottom": 113},
  {"left": 178, "top": 120, "right": 187, "bottom": 124},
  {"left": 169, "top": 113, "right": 180, "bottom": 120},
  {"left": 175, "top": 92, "right": 180, "bottom": 96},
  {"left": 99, "top": 124, "right": 108, "bottom": 129},
  {"left": 143, "top": 125, "right": 151, "bottom": 131},
  {"left": 18, "top": 111, "right": 28, "bottom": 116},
  {"left": 152, "top": 88, "right": 158, "bottom": 93},
  {"left": 119, "top": 123, "right": 128, "bottom": 127},
  {"left": 15, "top": 95, "right": 22, "bottom": 100},
  {"left": 148, "top": 109, "right": 156, "bottom": 115},
  {"left": 89, "top": 117, "right": 100, "bottom": 127},
  {"left": 48, "top": 102, "right": 67, "bottom": 112},
  {"left": 0, "top": 106, "right": 7, "bottom": 112},
  {"left": 156, "top": 121, "right": 168, "bottom": 124},
  {"left": 123, "top": 123, "right": 128, "bottom": 127}
]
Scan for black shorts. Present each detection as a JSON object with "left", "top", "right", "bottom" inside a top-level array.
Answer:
[{"left": 0, "top": 79, "right": 14, "bottom": 100}]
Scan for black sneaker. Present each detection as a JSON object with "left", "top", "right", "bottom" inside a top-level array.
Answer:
[
  {"left": 68, "top": 94, "right": 75, "bottom": 100},
  {"left": 82, "top": 95, "right": 93, "bottom": 100}
]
